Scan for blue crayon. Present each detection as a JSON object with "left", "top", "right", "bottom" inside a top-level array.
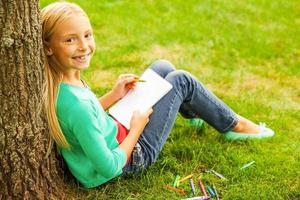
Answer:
[
  {"left": 207, "top": 186, "right": 216, "bottom": 197},
  {"left": 189, "top": 178, "right": 196, "bottom": 196}
]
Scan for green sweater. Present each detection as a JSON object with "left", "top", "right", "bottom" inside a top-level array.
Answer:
[{"left": 56, "top": 83, "right": 127, "bottom": 188}]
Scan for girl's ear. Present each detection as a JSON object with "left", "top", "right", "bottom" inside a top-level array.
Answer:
[
  {"left": 45, "top": 48, "right": 53, "bottom": 56},
  {"left": 44, "top": 41, "right": 53, "bottom": 56}
]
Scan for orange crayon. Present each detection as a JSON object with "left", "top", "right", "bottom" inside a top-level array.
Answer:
[{"left": 165, "top": 185, "right": 186, "bottom": 195}]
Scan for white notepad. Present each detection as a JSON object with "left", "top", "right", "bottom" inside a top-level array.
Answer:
[{"left": 109, "top": 68, "right": 173, "bottom": 129}]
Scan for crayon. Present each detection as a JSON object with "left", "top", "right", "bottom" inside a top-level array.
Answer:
[
  {"left": 182, "top": 196, "right": 210, "bottom": 200},
  {"left": 207, "top": 186, "right": 216, "bottom": 197},
  {"left": 165, "top": 185, "right": 186, "bottom": 195},
  {"left": 179, "top": 174, "right": 194, "bottom": 183},
  {"left": 189, "top": 178, "right": 196, "bottom": 196},
  {"left": 198, "top": 178, "right": 208, "bottom": 197},
  {"left": 173, "top": 175, "right": 180, "bottom": 187},
  {"left": 240, "top": 160, "right": 256, "bottom": 170},
  {"left": 212, "top": 184, "right": 220, "bottom": 200},
  {"left": 177, "top": 179, "right": 180, "bottom": 188},
  {"left": 210, "top": 169, "right": 227, "bottom": 180}
]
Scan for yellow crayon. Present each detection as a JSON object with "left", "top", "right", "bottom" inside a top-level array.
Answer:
[{"left": 179, "top": 174, "right": 194, "bottom": 183}]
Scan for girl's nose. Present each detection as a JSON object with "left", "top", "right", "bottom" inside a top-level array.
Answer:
[{"left": 78, "top": 40, "right": 88, "bottom": 51}]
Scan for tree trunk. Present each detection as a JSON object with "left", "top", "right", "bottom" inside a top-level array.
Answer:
[{"left": 0, "top": 1, "right": 67, "bottom": 199}]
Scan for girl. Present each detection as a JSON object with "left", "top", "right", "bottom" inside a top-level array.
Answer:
[{"left": 41, "top": 2, "right": 274, "bottom": 188}]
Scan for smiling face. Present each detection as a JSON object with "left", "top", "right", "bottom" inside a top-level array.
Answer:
[{"left": 46, "top": 14, "right": 96, "bottom": 73}]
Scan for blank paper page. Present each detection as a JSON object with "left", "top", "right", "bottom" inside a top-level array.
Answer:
[{"left": 109, "top": 68, "right": 173, "bottom": 129}]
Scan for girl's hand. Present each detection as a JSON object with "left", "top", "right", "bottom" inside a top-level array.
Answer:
[
  {"left": 130, "top": 108, "right": 153, "bottom": 135},
  {"left": 112, "top": 74, "right": 139, "bottom": 100}
]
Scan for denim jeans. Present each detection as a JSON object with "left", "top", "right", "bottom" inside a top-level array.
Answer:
[{"left": 122, "top": 60, "right": 238, "bottom": 174}]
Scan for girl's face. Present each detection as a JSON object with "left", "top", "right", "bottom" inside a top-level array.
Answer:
[{"left": 47, "top": 14, "right": 96, "bottom": 72}]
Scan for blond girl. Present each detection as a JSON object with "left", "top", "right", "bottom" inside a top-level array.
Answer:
[{"left": 41, "top": 2, "right": 274, "bottom": 188}]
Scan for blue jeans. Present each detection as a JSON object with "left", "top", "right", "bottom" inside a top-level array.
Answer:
[{"left": 122, "top": 60, "right": 238, "bottom": 173}]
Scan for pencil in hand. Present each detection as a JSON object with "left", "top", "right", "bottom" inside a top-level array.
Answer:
[{"left": 134, "top": 77, "right": 146, "bottom": 82}]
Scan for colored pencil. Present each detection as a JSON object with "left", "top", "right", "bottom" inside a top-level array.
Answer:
[{"left": 134, "top": 77, "right": 146, "bottom": 82}]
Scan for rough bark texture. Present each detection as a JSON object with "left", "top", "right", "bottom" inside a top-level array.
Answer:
[{"left": 0, "top": 1, "right": 67, "bottom": 199}]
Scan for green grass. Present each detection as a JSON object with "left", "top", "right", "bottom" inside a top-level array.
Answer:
[{"left": 40, "top": 0, "right": 300, "bottom": 199}]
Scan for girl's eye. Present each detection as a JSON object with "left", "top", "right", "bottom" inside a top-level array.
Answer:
[
  {"left": 85, "top": 33, "right": 93, "bottom": 38},
  {"left": 66, "top": 37, "right": 76, "bottom": 42}
]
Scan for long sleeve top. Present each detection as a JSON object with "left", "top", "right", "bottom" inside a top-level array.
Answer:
[{"left": 56, "top": 82, "right": 127, "bottom": 188}]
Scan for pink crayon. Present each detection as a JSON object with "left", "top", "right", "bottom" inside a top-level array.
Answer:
[{"left": 198, "top": 178, "right": 208, "bottom": 197}]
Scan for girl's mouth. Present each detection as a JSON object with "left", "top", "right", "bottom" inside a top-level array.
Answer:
[{"left": 72, "top": 53, "right": 91, "bottom": 63}]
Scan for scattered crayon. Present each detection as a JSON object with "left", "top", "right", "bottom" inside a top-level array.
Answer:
[
  {"left": 182, "top": 196, "right": 210, "bottom": 200},
  {"left": 179, "top": 174, "right": 194, "bottom": 183},
  {"left": 207, "top": 186, "right": 216, "bottom": 197},
  {"left": 240, "top": 160, "right": 256, "bottom": 170},
  {"left": 212, "top": 184, "right": 220, "bottom": 200},
  {"left": 189, "top": 178, "right": 196, "bottom": 196},
  {"left": 210, "top": 169, "right": 227, "bottom": 180},
  {"left": 165, "top": 185, "right": 186, "bottom": 195},
  {"left": 198, "top": 178, "right": 208, "bottom": 197},
  {"left": 173, "top": 175, "right": 181, "bottom": 187},
  {"left": 177, "top": 180, "right": 180, "bottom": 188}
]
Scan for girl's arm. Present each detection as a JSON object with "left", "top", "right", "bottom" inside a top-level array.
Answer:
[
  {"left": 68, "top": 101, "right": 128, "bottom": 178},
  {"left": 119, "top": 108, "right": 153, "bottom": 158},
  {"left": 99, "top": 74, "right": 138, "bottom": 110},
  {"left": 99, "top": 90, "right": 119, "bottom": 110}
]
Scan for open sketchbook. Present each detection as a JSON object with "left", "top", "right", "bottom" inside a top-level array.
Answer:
[{"left": 109, "top": 68, "right": 173, "bottom": 129}]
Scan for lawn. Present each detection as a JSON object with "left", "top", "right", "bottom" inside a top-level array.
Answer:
[{"left": 40, "top": 0, "right": 300, "bottom": 199}]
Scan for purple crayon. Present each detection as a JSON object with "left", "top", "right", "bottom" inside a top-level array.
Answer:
[
  {"left": 189, "top": 178, "right": 196, "bottom": 196},
  {"left": 182, "top": 196, "right": 210, "bottom": 200}
]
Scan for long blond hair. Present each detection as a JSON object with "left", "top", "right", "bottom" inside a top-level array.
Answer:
[{"left": 41, "top": 2, "right": 88, "bottom": 149}]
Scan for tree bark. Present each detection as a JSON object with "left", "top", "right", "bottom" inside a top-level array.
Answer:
[{"left": 0, "top": 1, "right": 66, "bottom": 199}]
